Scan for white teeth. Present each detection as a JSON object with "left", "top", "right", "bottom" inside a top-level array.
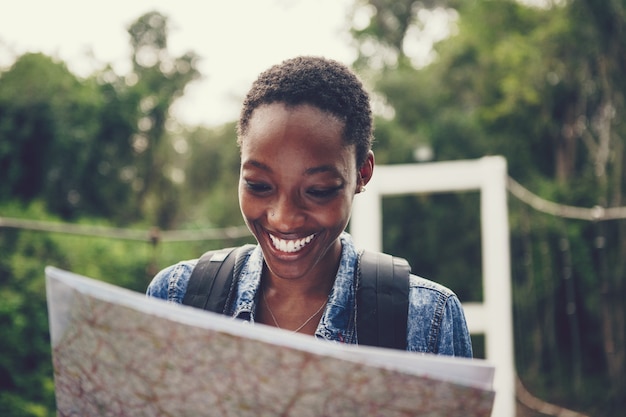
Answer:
[{"left": 269, "top": 233, "right": 315, "bottom": 253}]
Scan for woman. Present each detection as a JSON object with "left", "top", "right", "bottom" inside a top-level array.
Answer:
[{"left": 147, "top": 56, "right": 473, "bottom": 357}]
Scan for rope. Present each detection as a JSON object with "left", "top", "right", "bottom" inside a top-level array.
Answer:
[
  {"left": 0, "top": 216, "right": 250, "bottom": 243},
  {"left": 2, "top": 175, "right": 624, "bottom": 242},
  {"left": 508, "top": 177, "right": 605, "bottom": 416},
  {"left": 507, "top": 176, "right": 626, "bottom": 221},
  {"left": 1, "top": 175, "right": 612, "bottom": 417},
  {"left": 516, "top": 377, "right": 591, "bottom": 417}
]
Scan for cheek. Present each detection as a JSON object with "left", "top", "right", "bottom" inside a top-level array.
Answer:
[
  {"left": 316, "top": 195, "right": 354, "bottom": 228},
  {"left": 238, "top": 184, "right": 256, "bottom": 220}
]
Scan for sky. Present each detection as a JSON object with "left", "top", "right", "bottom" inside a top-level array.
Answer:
[{"left": 0, "top": 0, "right": 355, "bottom": 127}]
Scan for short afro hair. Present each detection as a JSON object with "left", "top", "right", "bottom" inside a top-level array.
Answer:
[{"left": 237, "top": 56, "right": 373, "bottom": 167}]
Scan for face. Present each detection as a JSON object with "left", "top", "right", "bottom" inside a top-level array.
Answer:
[{"left": 238, "top": 103, "right": 373, "bottom": 282}]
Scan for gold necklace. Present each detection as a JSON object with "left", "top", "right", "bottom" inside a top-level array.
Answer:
[{"left": 262, "top": 288, "right": 327, "bottom": 333}]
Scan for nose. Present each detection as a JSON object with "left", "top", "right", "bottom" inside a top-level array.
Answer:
[{"left": 268, "top": 193, "right": 306, "bottom": 231}]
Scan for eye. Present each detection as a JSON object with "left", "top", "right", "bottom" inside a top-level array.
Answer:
[
  {"left": 307, "top": 185, "right": 343, "bottom": 199},
  {"left": 244, "top": 180, "right": 272, "bottom": 194}
]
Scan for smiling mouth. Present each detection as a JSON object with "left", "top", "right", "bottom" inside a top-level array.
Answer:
[{"left": 269, "top": 233, "right": 315, "bottom": 253}]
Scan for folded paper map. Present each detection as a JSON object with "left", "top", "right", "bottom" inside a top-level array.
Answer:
[{"left": 45, "top": 266, "right": 495, "bottom": 417}]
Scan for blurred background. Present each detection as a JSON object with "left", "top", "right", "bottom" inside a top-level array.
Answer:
[{"left": 0, "top": 0, "right": 624, "bottom": 416}]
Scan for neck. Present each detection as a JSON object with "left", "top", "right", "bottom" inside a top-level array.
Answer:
[
  {"left": 257, "top": 245, "right": 341, "bottom": 333},
  {"left": 262, "top": 263, "right": 336, "bottom": 299}
]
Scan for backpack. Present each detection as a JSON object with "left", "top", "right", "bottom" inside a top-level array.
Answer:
[{"left": 182, "top": 245, "right": 411, "bottom": 350}]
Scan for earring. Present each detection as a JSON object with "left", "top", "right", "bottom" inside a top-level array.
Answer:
[{"left": 360, "top": 185, "right": 366, "bottom": 193}]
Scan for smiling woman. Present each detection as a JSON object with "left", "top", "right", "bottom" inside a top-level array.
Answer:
[
  {"left": 238, "top": 103, "right": 369, "bottom": 302},
  {"left": 147, "top": 56, "right": 473, "bottom": 358}
]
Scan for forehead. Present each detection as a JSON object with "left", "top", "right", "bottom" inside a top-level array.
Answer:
[{"left": 242, "top": 103, "right": 353, "bottom": 155}]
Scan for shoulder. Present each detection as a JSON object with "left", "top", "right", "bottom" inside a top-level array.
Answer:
[
  {"left": 146, "top": 259, "right": 198, "bottom": 303},
  {"left": 409, "top": 274, "right": 454, "bottom": 297},
  {"left": 409, "top": 274, "right": 455, "bottom": 297},
  {"left": 408, "top": 273, "right": 464, "bottom": 319},
  {"left": 408, "top": 274, "right": 458, "bottom": 317},
  {"left": 407, "top": 274, "right": 472, "bottom": 357}
]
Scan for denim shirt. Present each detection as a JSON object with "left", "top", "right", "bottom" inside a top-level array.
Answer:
[{"left": 147, "top": 233, "right": 473, "bottom": 357}]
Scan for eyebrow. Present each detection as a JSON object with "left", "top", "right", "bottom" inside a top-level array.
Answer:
[
  {"left": 242, "top": 160, "right": 341, "bottom": 177},
  {"left": 242, "top": 160, "right": 271, "bottom": 172},
  {"left": 304, "top": 164, "right": 340, "bottom": 176}
]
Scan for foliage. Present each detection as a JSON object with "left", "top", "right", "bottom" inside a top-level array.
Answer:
[
  {"left": 0, "top": 222, "right": 57, "bottom": 417},
  {"left": 125, "top": 11, "right": 201, "bottom": 228},
  {"left": 1, "top": 2, "right": 625, "bottom": 416},
  {"left": 0, "top": 11, "right": 200, "bottom": 227},
  {"left": 0, "top": 202, "right": 145, "bottom": 416},
  {"left": 0, "top": 54, "right": 103, "bottom": 216},
  {"left": 349, "top": 0, "right": 626, "bottom": 415},
  {"left": 179, "top": 122, "right": 243, "bottom": 228},
  {"left": 0, "top": 200, "right": 244, "bottom": 416},
  {"left": 0, "top": 10, "right": 204, "bottom": 415}
]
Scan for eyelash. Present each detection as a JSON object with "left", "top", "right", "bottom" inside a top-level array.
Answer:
[
  {"left": 307, "top": 186, "right": 342, "bottom": 198},
  {"left": 245, "top": 181, "right": 271, "bottom": 194},
  {"left": 244, "top": 181, "right": 342, "bottom": 199}
]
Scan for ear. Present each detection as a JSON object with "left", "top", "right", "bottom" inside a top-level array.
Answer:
[{"left": 357, "top": 151, "right": 374, "bottom": 193}]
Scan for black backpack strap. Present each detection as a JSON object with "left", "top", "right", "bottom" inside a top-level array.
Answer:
[
  {"left": 183, "top": 244, "right": 255, "bottom": 314},
  {"left": 356, "top": 250, "right": 411, "bottom": 350}
]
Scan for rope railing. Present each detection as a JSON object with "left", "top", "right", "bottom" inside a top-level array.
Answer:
[
  {"left": 2, "top": 175, "right": 619, "bottom": 417},
  {"left": 516, "top": 377, "right": 591, "bottom": 417},
  {"left": 2, "top": 175, "right": 625, "bottom": 243},
  {"left": 0, "top": 216, "right": 251, "bottom": 243},
  {"left": 506, "top": 176, "right": 626, "bottom": 221}
]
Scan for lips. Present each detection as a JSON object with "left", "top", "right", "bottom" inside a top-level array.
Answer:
[{"left": 269, "top": 233, "right": 315, "bottom": 253}]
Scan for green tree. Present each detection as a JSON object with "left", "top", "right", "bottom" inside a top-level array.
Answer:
[
  {"left": 0, "top": 11, "right": 201, "bottom": 228},
  {"left": 0, "top": 53, "right": 103, "bottom": 217},
  {"left": 0, "top": 10, "right": 203, "bottom": 416},
  {"left": 125, "top": 11, "right": 201, "bottom": 228},
  {"left": 348, "top": 0, "right": 626, "bottom": 414},
  {"left": 182, "top": 122, "right": 242, "bottom": 227}
]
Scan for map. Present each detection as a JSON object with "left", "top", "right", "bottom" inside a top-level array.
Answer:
[{"left": 46, "top": 266, "right": 495, "bottom": 417}]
